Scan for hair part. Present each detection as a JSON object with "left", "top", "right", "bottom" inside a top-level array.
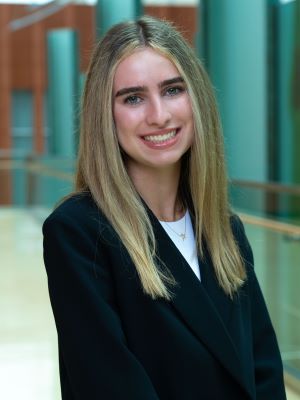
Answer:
[{"left": 75, "top": 16, "right": 246, "bottom": 300}]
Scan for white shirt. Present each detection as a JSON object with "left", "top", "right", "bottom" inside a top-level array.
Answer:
[{"left": 159, "top": 211, "right": 201, "bottom": 280}]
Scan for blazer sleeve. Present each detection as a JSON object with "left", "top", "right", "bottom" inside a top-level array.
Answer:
[
  {"left": 234, "top": 217, "right": 287, "bottom": 400},
  {"left": 43, "top": 211, "right": 160, "bottom": 400}
]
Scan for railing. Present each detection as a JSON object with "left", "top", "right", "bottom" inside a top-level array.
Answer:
[
  {"left": 232, "top": 179, "right": 300, "bottom": 196},
  {"left": 239, "top": 213, "right": 300, "bottom": 238}
]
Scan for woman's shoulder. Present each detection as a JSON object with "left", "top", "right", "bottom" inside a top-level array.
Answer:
[
  {"left": 46, "top": 191, "right": 97, "bottom": 218},
  {"left": 43, "top": 192, "right": 108, "bottom": 233}
]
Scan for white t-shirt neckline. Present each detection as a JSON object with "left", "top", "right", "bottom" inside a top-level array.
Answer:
[{"left": 159, "top": 211, "right": 201, "bottom": 280}]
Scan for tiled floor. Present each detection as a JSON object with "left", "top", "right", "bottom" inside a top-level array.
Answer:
[{"left": 1, "top": 207, "right": 299, "bottom": 399}]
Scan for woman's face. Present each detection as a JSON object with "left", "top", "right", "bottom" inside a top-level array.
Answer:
[{"left": 113, "top": 48, "right": 194, "bottom": 173}]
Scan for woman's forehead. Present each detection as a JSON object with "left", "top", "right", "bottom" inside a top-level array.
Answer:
[{"left": 113, "top": 48, "right": 181, "bottom": 91}]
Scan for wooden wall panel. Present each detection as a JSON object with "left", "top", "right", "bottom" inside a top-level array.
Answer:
[
  {"left": 11, "top": 28, "right": 32, "bottom": 89},
  {"left": 6, "top": 4, "right": 95, "bottom": 156},
  {"left": 32, "top": 22, "right": 44, "bottom": 154},
  {"left": 0, "top": 5, "right": 12, "bottom": 150},
  {"left": 10, "top": 4, "right": 95, "bottom": 90},
  {"left": 0, "top": 170, "right": 12, "bottom": 204},
  {"left": 74, "top": 6, "right": 96, "bottom": 72},
  {"left": 0, "top": 8, "right": 12, "bottom": 205}
]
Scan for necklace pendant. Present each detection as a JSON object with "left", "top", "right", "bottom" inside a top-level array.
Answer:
[{"left": 180, "top": 233, "right": 186, "bottom": 241}]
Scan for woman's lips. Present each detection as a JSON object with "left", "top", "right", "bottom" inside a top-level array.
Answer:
[
  {"left": 143, "top": 129, "right": 177, "bottom": 144},
  {"left": 141, "top": 128, "right": 180, "bottom": 148}
]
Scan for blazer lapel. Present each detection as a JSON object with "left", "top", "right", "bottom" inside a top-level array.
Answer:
[{"left": 150, "top": 214, "right": 252, "bottom": 398}]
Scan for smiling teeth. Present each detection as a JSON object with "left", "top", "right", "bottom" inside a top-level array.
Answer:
[{"left": 144, "top": 130, "right": 176, "bottom": 143}]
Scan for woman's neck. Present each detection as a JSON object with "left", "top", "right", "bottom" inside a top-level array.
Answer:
[{"left": 127, "top": 162, "right": 183, "bottom": 222}]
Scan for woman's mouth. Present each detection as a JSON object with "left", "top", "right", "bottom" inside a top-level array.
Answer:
[{"left": 143, "top": 129, "right": 177, "bottom": 144}]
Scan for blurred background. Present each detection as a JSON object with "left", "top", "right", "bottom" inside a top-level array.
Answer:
[{"left": 0, "top": 0, "right": 299, "bottom": 398}]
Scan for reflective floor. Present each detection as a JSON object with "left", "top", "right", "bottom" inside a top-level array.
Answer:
[
  {"left": 244, "top": 222, "right": 300, "bottom": 378},
  {"left": 0, "top": 206, "right": 299, "bottom": 399},
  {"left": 1, "top": 207, "right": 60, "bottom": 399}
]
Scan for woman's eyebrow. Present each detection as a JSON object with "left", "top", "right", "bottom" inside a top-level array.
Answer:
[
  {"left": 115, "top": 77, "right": 184, "bottom": 98},
  {"left": 159, "top": 77, "right": 184, "bottom": 88},
  {"left": 115, "top": 85, "right": 146, "bottom": 97}
]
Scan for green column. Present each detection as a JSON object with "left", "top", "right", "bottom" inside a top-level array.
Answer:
[
  {"left": 96, "top": 0, "right": 143, "bottom": 37},
  {"left": 195, "top": 0, "right": 207, "bottom": 58},
  {"left": 290, "top": 1, "right": 300, "bottom": 191},
  {"left": 199, "top": 0, "right": 268, "bottom": 212},
  {"left": 198, "top": 1, "right": 227, "bottom": 123},
  {"left": 47, "top": 29, "right": 79, "bottom": 157},
  {"left": 268, "top": 0, "right": 300, "bottom": 216},
  {"left": 200, "top": 0, "right": 268, "bottom": 181}
]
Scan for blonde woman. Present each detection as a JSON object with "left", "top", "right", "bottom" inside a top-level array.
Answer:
[{"left": 43, "top": 16, "right": 286, "bottom": 400}]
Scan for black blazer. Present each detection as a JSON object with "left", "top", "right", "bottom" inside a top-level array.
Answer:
[{"left": 43, "top": 193, "right": 286, "bottom": 400}]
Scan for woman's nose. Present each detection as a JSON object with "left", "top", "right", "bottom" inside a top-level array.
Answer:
[{"left": 146, "top": 98, "right": 171, "bottom": 127}]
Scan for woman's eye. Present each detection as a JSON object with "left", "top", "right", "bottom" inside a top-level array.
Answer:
[
  {"left": 124, "top": 95, "right": 142, "bottom": 105},
  {"left": 165, "top": 86, "right": 184, "bottom": 96}
]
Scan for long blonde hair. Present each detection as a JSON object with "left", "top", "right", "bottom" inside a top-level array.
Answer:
[{"left": 76, "top": 16, "right": 246, "bottom": 299}]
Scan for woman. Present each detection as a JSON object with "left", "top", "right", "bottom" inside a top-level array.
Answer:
[{"left": 43, "top": 16, "right": 286, "bottom": 399}]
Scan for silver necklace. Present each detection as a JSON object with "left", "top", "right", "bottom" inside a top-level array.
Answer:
[{"left": 161, "top": 213, "right": 187, "bottom": 241}]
